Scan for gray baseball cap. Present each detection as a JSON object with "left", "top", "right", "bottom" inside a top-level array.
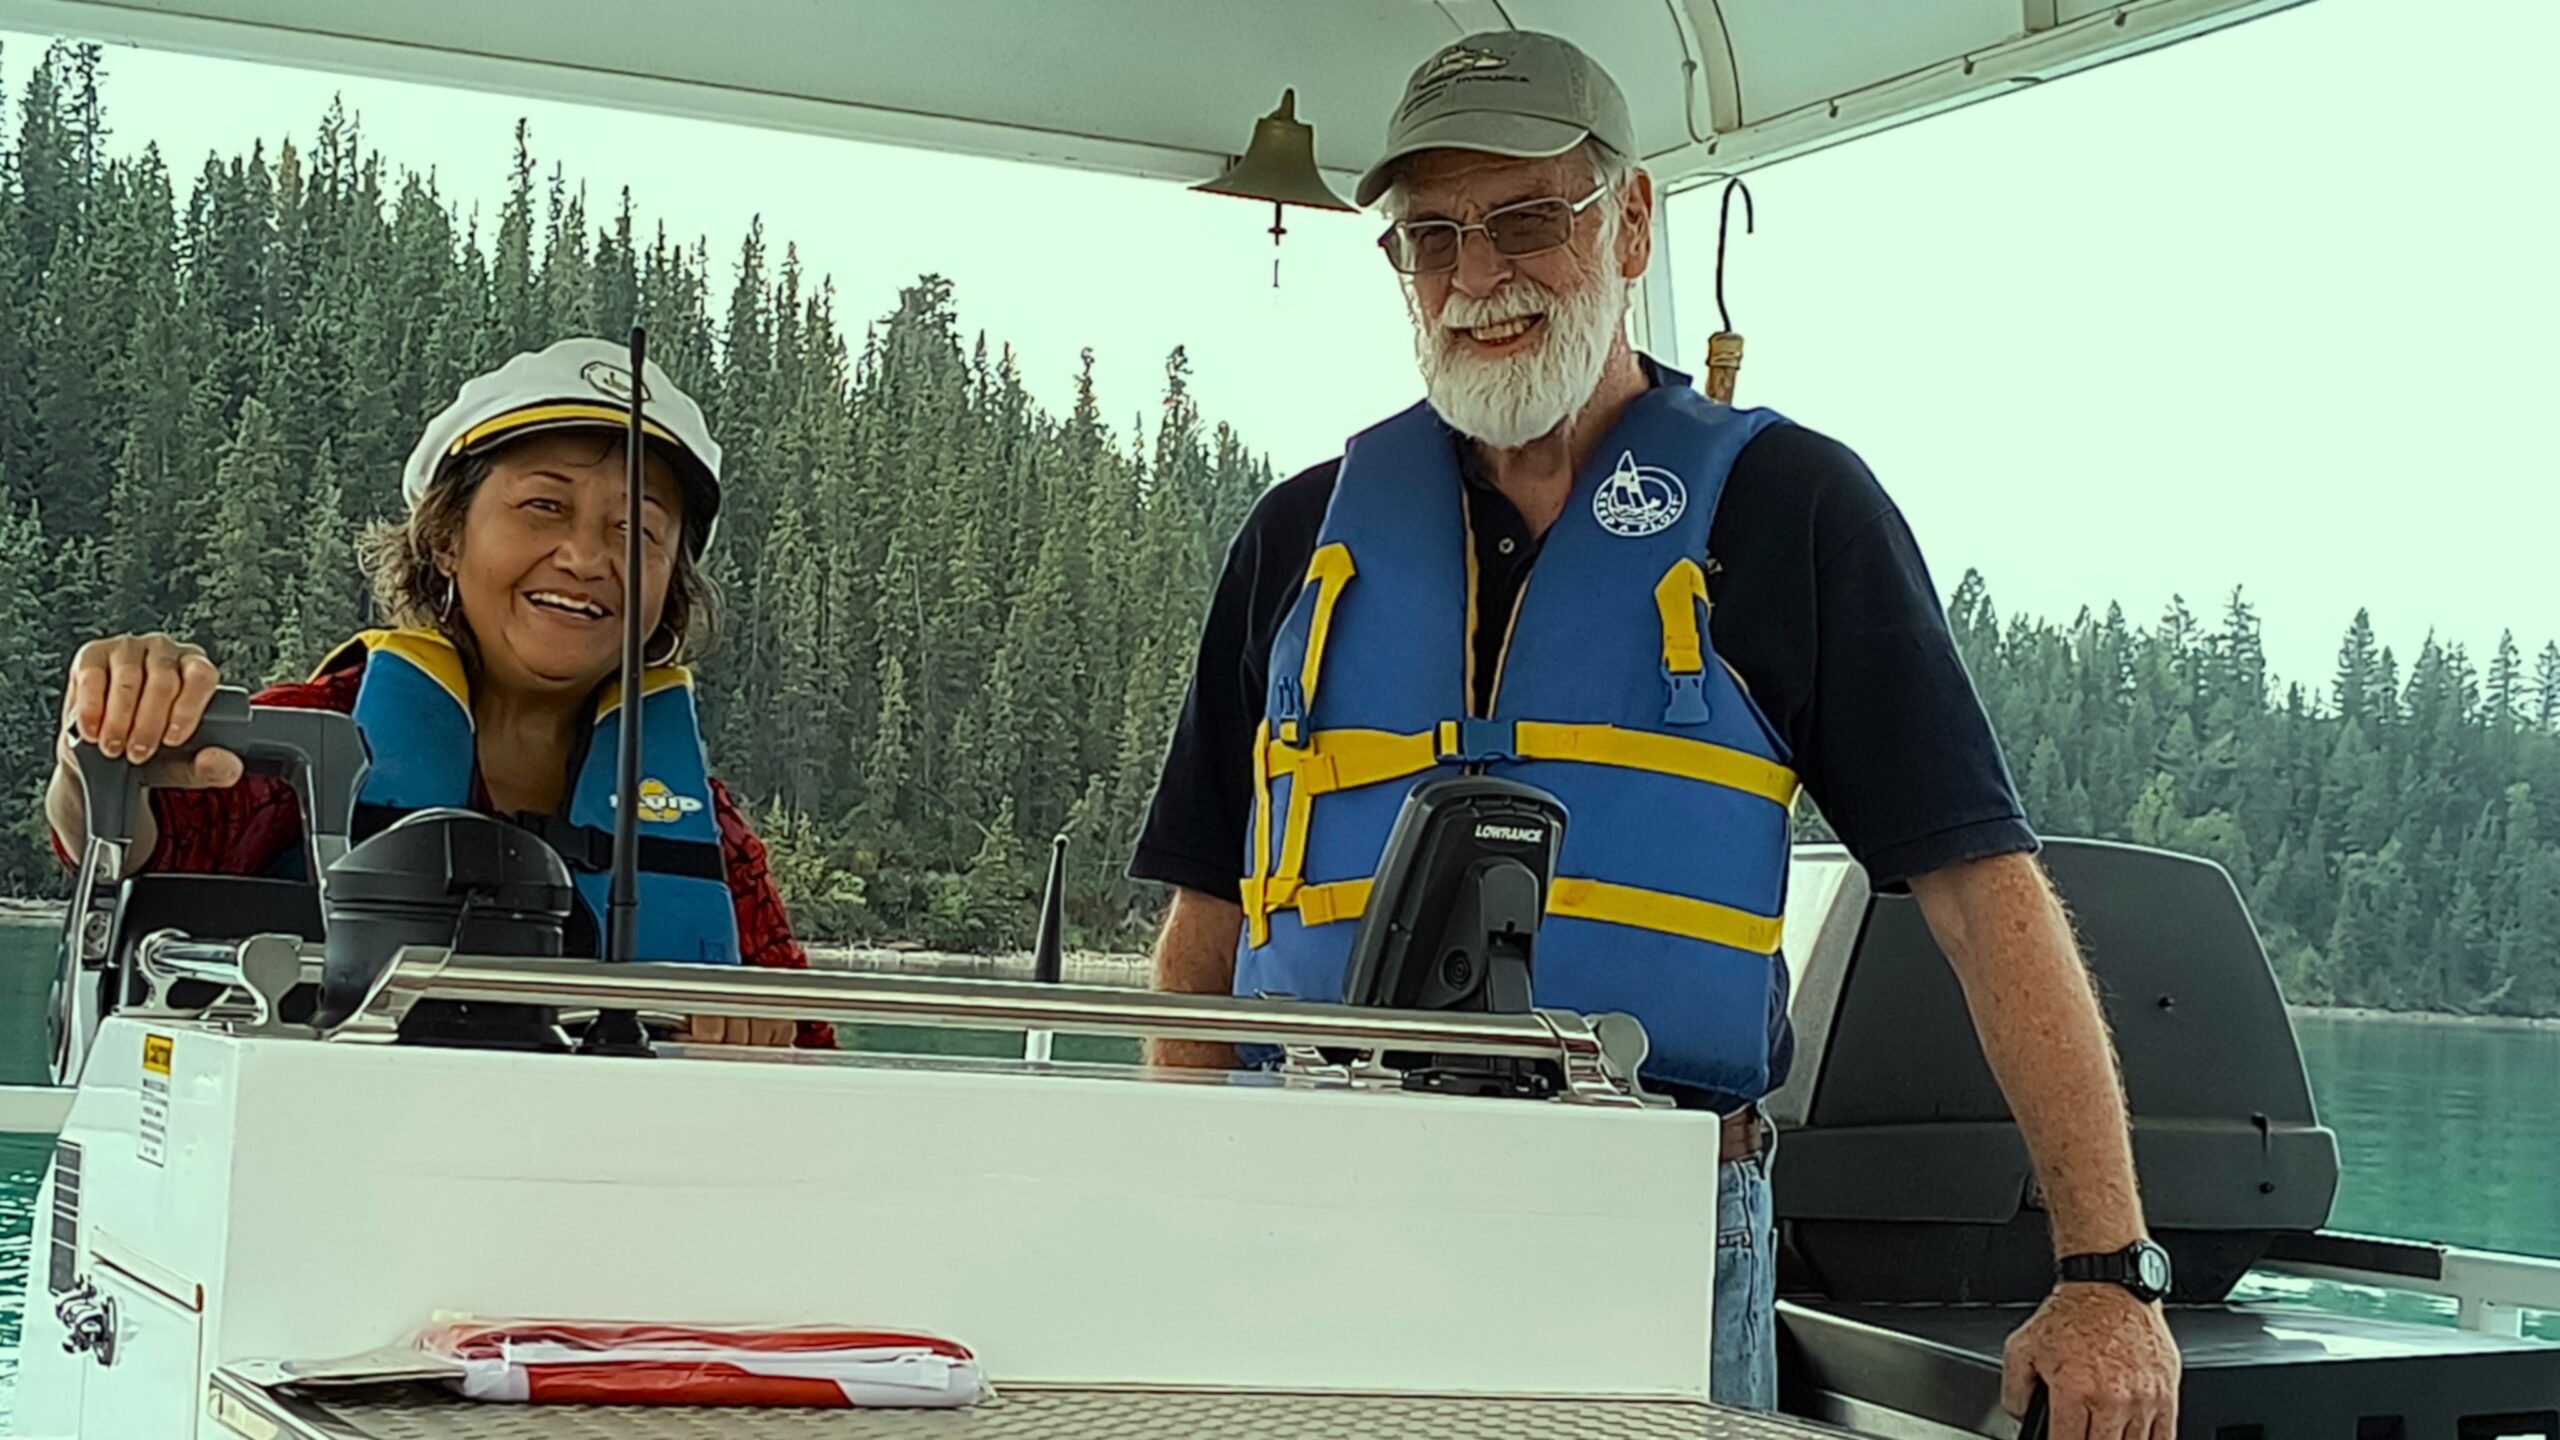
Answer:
[{"left": 1356, "top": 30, "right": 1635, "bottom": 208}]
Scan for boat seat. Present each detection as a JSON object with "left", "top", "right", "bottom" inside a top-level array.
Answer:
[{"left": 1766, "top": 838, "right": 2340, "bottom": 1305}]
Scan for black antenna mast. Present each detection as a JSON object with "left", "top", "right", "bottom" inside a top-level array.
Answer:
[{"left": 581, "top": 324, "right": 655, "bottom": 1056}]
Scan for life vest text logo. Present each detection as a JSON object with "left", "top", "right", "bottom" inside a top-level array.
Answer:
[
  {"left": 626, "top": 778, "right": 704, "bottom": 824},
  {"left": 1592, "top": 451, "right": 1686, "bottom": 538}
]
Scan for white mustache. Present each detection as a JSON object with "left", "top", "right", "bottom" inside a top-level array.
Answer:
[{"left": 1439, "top": 290, "right": 1551, "bottom": 331}]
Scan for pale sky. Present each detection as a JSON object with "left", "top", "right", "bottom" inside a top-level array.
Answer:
[{"left": 4, "top": 0, "right": 2552, "bottom": 695}]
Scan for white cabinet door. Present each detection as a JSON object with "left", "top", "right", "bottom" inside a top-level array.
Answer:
[{"left": 78, "top": 1264, "right": 206, "bottom": 1440}]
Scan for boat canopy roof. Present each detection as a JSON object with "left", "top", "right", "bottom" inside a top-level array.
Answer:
[{"left": 0, "top": 0, "right": 2308, "bottom": 194}]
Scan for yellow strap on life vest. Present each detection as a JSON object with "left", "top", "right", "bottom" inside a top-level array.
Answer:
[
  {"left": 1279, "top": 544, "right": 1356, "bottom": 746},
  {"left": 1295, "top": 879, "right": 1373, "bottom": 928},
  {"left": 1245, "top": 718, "right": 1277, "bottom": 947},
  {"left": 1270, "top": 758, "right": 1321, "bottom": 922},
  {"left": 1273, "top": 729, "right": 1443, "bottom": 797},
  {"left": 1258, "top": 723, "right": 1795, "bottom": 807},
  {"left": 1547, "top": 877, "right": 1785, "bottom": 954},
  {"left": 1262, "top": 872, "right": 1780, "bottom": 953},
  {"left": 1242, "top": 720, "right": 1797, "bottom": 943},
  {"left": 323, "top": 628, "right": 471, "bottom": 711},
  {"left": 1655, "top": 559, "right": 1710, "bottom": 679},
  {"left": 1512, "top": 722, "right": 1798, "bottom": 808}
]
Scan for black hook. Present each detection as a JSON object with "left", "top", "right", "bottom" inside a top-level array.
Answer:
[{"left": 1714, "top": 178, "right": 1756, "bottom": 335}]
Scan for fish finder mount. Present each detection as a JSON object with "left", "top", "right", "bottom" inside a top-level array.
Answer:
[{"left": 1338, "top": 775, "right": 1568, "bottom": 1098}]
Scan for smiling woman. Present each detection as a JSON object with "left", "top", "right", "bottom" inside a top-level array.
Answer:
[{"left": 39, "top": 338, "right": 832, "bottom": 1049}]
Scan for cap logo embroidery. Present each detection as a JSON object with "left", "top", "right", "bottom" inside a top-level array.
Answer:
[
  {"left": 1419, "top": 45, "right": 1509, "bottom": 87},
  {"left": 580, "top": 360, "right": 651, "bottom": 405},
  {"left": 1592, "top": 452, "right": 1686, "bottom": 538}
]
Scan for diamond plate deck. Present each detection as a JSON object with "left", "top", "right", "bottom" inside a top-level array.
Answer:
[{"left": 209, "top": 1373, "right": 1862, "bottom": 1440}]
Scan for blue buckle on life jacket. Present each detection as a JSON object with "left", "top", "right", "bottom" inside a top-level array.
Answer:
[
  {"left": 1438, "top": 718, "right": 1521, "bottom": 766},
  {"left": 1663, "top": 666, "right": 1712, "bottom": 726},
  {"left": 1274, "top": 678, "right": 1307, "bottom": 745}
]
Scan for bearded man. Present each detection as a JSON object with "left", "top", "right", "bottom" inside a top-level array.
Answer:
[{"left": 1130, "top": 28, "right": 2182, "bottom": 1432}]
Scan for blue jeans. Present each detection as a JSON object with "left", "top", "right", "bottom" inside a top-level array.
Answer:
[{"left": 1712, "top": 1149, "right": 1777, "bottom": 1410}]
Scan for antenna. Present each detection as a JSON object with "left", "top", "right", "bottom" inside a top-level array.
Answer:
[
  {"left": 580, "top": 324, "right": 655, "bottom": 1056},
  {"left": 1022, "top": 832, "right": 1068, "bottom": 1062}
]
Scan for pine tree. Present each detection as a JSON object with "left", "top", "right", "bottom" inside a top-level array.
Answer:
[
  {"left": 2329, "top": 839, "right": 2419, "bottom": 1006},
  {"left": 0, "top": 499, "right": 61, "bottom": 890},
  {"left": 2534, "top": 643, "right": 2560, "bottom": 735},
  {"left": 185, "top": 396, "right": 290, "bottom": 680},
  {"left": 2333, "top": 609, "right": 2379, "bottom": 725},
  {"left": 273, "top": 443, "right": 358, "bottom": 676},
  {"left": 490, "top": 120, "right": 538, "bottom": 357},
  {"left": 2487, "top": 631, "right": 2523, "bottom": 732}
]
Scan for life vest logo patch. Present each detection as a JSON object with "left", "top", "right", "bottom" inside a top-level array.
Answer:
[
  {"left": 625, "top": 778, "right": 704, "bottom": 824},
  {"left": 1592, "top": 451, "right": 1686, "bottom": 538}
]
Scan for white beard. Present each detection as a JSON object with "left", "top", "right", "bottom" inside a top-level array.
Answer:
[{"left": 1411, "top": 262, "right": 1625, "bottom": 450}]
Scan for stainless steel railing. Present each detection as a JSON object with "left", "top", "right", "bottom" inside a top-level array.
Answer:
[{"left": 130, "top": 934, "right": 1661, "bottom": 1107}]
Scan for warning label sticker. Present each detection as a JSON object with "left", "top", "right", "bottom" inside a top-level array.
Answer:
[{"left": 139, "top": 1032, "right": 172, "bottom": 1167}]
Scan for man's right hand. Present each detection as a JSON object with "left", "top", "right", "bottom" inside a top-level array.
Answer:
[
  {"left": 48, "top": 635, "right": 242, "bottom": 861},
  {"left": 1145, "top": 888, "right": 1247, "bottom": 1070}
]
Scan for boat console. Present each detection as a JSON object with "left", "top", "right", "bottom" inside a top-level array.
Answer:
[{"left": 12, "top": 696, "right": 1812, "bottom": 1439}]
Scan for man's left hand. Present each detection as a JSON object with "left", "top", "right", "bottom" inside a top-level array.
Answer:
[{"left": 2003, "top": 1284, "right": 2180, "bottom": 1439}]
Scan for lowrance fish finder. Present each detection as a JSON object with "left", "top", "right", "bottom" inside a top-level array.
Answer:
[{"left": 1338, "top": 774, "right": 1567, "bottom": 1097}]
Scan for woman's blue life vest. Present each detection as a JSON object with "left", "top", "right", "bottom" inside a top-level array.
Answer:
[
  {"left": 328, "top": 628, "right": 741, "bottom": 965},
  {"left": 1236, "top": 380, "right": 1799, "bottom": 1102}
]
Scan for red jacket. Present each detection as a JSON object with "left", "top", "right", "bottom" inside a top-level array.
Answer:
[{"left": 94, "top": 663, "right": 835, "bottom": 1050}]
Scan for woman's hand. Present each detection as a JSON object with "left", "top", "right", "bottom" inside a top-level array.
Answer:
[
  {"left": 58, "top": 634, "right": 239, "bottom": 783},
  {"left": 47, "top": 635, "right": 241, "bottom": 866},
  {"left": 676, "top": 1015, "right": 796, "bottom": 1047}
]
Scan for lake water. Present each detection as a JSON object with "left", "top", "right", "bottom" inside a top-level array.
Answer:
[{"left": 1, "top": 921, "right": 2554, "bottom": 1427}]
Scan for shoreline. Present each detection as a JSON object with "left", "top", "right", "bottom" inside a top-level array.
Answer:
[
  {"left": 7, "top": 900, "right": 2557, "bottom": 1028},
  {"left": 2282, "top": 1002, "right": 2560, "bottom": 1033}
]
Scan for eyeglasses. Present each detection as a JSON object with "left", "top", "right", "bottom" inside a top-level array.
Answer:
[{"left": 1378, "top": 187, "right": 1612, "bottom": 275}]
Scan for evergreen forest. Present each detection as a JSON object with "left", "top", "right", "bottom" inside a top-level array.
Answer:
[{"left": 2, "top": 43, "right": 2553, "bottom": 1016}]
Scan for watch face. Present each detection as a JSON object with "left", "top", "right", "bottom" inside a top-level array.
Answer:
[{"left": 2136, "top": 1244, "right": 2172, "bottom": 1294}]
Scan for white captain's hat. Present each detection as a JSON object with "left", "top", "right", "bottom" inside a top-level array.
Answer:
[{"left": 404, "top": 337, "right": 723, "bottom": 554}]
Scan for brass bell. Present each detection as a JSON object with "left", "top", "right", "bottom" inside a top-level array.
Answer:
[
  {"left": 1195, "top": 88, "right": 1356, "bottom": 215},
  {"left": 1195, "top": 89, "right": 1354, "bottom": 284}
]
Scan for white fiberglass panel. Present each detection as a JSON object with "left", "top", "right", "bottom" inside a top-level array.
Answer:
[{"left": 198, "top": 1031, "right": 1720, "bottom": 1397}]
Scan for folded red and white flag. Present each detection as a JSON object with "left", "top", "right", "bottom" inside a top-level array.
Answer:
[{"left": 416, "top": 1320, "right": 990, "bottom": 1408}]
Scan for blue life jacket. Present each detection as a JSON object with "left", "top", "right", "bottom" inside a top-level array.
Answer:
[
  {"left": 331, "top": 628, "right": 741, "bottom": 964},
  {"left": 1236, "top": 381, "right": 1798, "bottom": 1101}
]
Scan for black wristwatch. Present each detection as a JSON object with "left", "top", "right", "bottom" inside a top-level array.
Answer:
[{"left": 2059, "top": 1239, "right": 2173, "bottom": 1303}]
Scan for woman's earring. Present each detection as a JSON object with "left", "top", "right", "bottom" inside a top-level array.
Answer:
[{"left": 440, "top": 574, "right": 458, "bottom": 621}]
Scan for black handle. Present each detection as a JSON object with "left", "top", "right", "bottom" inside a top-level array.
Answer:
[
  {"left": 73, "top": 686, "right": 370, "bottom": 850},
  {"left": 2018, "top": 1383, "right": 2050, "bottom": 1440}
]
